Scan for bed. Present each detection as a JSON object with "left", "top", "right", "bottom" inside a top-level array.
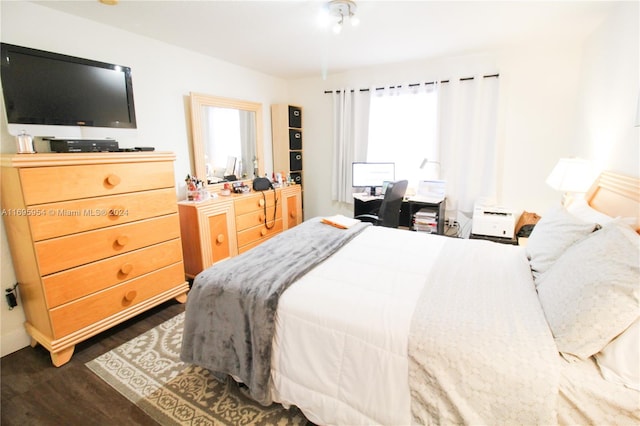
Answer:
[{"left": 181, "top": 171, "right": 640, "bottom": 425}]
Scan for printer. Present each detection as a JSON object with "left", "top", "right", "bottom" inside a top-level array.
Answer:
[{"left": 471, "top": 203, "right": 516, "bottom": 239}]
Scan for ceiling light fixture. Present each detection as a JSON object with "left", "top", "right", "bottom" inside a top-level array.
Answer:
[{"left": 324, "top": 0, "right": 359, "bottom": 34}]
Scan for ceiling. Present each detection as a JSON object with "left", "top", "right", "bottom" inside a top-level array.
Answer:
[{"left": 34, "top": 0, "right": 617, "bottom": 79}]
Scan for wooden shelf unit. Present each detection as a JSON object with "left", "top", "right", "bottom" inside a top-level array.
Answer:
[{"left": 271, "top": 104, "right": 303, "bottom": 186}]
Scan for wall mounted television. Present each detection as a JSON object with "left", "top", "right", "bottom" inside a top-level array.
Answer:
[{"left": 0, "top": 43, "right": 137, "bottom": 129}]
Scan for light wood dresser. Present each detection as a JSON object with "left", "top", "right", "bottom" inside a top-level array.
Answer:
[
  {"left": 179, "top": 184, "right": 302, "bottom": 278},
  {"left": 0, "top": 152, "right": 189, "bottom": 366}
]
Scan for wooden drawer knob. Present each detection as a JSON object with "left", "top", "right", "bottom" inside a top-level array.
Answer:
[
  {"left": 124, "top": 290, "right": 137, "bottom": 302},
  {"left": 258, "top": 213, "right": 265, "bottom": 222},
  {"left": 106, "top": 174, "right": 121, "bottom": 186},
  {"left": 216, "top": 234, "right": 225, "bottom": 244},
  {"left": 289, "top": 211, "right": 296, "bottom": 218},
  {"left": 116, "top": 235, "right": 129, "bottom": 246},
  {"left": 258, "top": 199, "right": 265, "bottom": 207},
  {"left": 260, "top": 228, "right": 267, "bottom": 237},
  {"left": 120, "top": 263, "right": 133, "bottom": 275}
]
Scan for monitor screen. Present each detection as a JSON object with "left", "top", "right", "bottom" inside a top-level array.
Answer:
[{"left": 352, "top": 162, "right": 395, "bottom": 190}]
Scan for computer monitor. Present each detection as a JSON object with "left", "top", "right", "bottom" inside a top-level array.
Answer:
[{"left": 352, "top": 162, "right": 395, "bottom": 196}]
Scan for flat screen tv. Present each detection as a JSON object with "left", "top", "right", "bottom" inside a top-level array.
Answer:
[
  {"left": 1, "top": 43, "right": 137, "bottom": 129},
  {"left": 352, "top": 162, "right": 395, "bottom": 195}
]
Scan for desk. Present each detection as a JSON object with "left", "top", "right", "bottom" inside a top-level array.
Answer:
[{"left": 353, "top": 194, "right": 446, "bottom": 235}]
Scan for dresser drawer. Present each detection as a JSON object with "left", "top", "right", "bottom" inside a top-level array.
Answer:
[
  {"left": 235, "top": 207, "right": 282, "bottom": 232},
  {"left": 237, "top": 219, "right": 283, "bottom": 249},
  {"left": 238, "top": 228, "right": 281, "bottom": 254},
  {"left": 43, "top": 239, "right": 183, "bottom": 308},
  {"left": 30, "top": 188, "right": 177, "bottom": 241},
  {"left": 36, "top": 214, "right": 181, "bottom": 275},
  {"left": 20, "top": 161, "right": 175, "bottom": 205},
  {"left": 234, "top": 191, "right": 277, "bottom": 216},
  {"left": 49, "top": 263, "right": 185, "bottom": 338}
]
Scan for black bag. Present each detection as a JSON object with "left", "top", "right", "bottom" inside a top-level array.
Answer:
[
  {"left": 252, "top": 177, "right": 277, "bottom": 229},
  {"left": 252, "top": 177, "right": 273, "bottom": 191}
]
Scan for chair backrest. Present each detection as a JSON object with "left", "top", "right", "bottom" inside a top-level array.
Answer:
[{"left": 377, "top": 180, "right": 408, "bottom": 228}]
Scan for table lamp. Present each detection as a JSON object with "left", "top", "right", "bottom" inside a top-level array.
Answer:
[{"left": 545, "top": 158, "right": 594, "bottom": 206}]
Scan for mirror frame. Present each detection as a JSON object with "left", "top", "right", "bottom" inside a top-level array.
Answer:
[{"left": 189, "top": 92, "right": 264, "bottom": 187}]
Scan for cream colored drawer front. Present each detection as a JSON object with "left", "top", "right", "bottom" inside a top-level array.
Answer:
[
  {"left": 49, "top": 263, "right": 185, "bottom": 338},
  {"left": 30, "top": 188, "right": 177, "bottom": 241},
  {"left": 237, "top": 219, "right": 283, "bottom": 249},
  {"left": 20, "top": 161, "right": 175, "bottom": 205},
  {"left": 235, "top": 207, "right": 282, "bottom": 232},
  {"left": 43, "top": 239, "right": 183, "bottom": 308},
  {"left": 234, "top": 191, "right": 278, "bottom": 216},
  {"left": 35, "top": 214, "right": 181, "bottom": 275}
]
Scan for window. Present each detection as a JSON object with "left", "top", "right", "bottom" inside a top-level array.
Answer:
[{"left": 367, "top": 87, "right": 438, "bottom": 186}]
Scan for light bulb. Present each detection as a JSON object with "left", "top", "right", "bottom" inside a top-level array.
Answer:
[
  {"left": 350, "top": 15, "right": 360, "bottom": 26},
  {"left": 332, "top": 21, "right": 343, "bottom": 34}
]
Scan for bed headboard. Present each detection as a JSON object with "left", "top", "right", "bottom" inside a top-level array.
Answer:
[{"left": 585, "top": 171, "right": 640, "bottom": 233}]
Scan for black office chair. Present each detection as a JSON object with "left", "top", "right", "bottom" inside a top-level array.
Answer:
[{"left": 355, "top": 180, "right": 408, "bottom": 228}]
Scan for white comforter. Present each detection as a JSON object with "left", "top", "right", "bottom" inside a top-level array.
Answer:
[
  {"left": 408, "top": 235, "right": 560, "bottom": 425},
  {"left": 270, "top": 226, "right": 561, "bottom": 425}
]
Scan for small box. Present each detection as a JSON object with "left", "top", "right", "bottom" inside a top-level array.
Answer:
[
  {"left": 288, "top": 106, "right": 302, "bottom": 128},
  {"left": 289, "top": 129, "right": 302, "bottom": 150}
]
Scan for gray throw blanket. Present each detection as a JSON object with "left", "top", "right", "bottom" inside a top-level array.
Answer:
[{"left": 180, "top": 217, "right": 370, "bottom": 405}]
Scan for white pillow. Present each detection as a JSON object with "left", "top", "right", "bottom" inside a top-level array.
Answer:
[
  {"left": 595, "top": 319, "right": 640, "bottom": 390},
  {"left": 536, "top": 221, "right": 640, "bottom": 361},
  {"left": 566, "top": 198, "right": 614, "bottom": 225},
  {"left": 526, "top": 206, "right": 598, "bottom": 283}
]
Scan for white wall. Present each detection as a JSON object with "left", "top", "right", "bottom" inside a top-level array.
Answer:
[
  {"left": 0, "top": 1, "right": 288, "bottom": 356},
  {"left": 289, "top": 46, "right": 585, "bottom": 220},
  {"left": 289, "top": 2, "right": 639, "bottom": 222},
  {"left": 574, "top": 1, "right": 639, "bottom": 176}
]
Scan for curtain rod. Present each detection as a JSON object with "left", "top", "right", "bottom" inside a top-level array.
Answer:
[{"left": 323, "top": 73, "right": 499, "bottom": 94}]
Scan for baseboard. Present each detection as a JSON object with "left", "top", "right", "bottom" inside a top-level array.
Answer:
[{"left": 1, "top": 327, "right": 31, "bottom": 357}]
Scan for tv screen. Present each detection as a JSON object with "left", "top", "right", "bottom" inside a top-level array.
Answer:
[
  {"left": 0, "top": 43, "right": 137, "bottom": 129},
  {"left": 352, "top": 162, "right": 395, "bottom": 190}
]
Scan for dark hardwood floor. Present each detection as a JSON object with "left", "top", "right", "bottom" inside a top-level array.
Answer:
[{"left": 1, "top": 301, "right": 185, "bottom": 426}]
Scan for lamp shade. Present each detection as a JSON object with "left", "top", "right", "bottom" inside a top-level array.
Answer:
[{"left": 546, "top": 158, "right": 594, "bottom": 193}]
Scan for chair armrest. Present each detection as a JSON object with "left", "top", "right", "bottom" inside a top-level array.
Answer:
[{"left": 354, "top": 214, "right": 379, "bottom": 224}]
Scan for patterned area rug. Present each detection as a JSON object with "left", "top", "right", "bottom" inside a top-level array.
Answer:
[{"left": 86, "top": 312, "right": 309, "bottom": 426}]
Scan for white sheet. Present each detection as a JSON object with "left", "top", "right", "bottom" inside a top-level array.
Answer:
[{"left": 271, "top": 226, "right": 447, "bottom": 425}]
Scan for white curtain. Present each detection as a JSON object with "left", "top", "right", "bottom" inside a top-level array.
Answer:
[
  {"left": 329, "top": 76, "right": 499, "bottom": 215},
  {"left": 239, "top": 110, "right": 256, "bottom": 178},
  {"left": 368, "top": 83, "right": 439, "bottom": 186},
  {"left": 438, "top": 76, "right": 500, "bottom": 223},
  {"left": 331, "top": 89, "right": 369, "bottom": 203}
]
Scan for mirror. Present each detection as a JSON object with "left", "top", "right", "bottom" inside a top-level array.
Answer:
[{"left": 190, "top": 93, "right": 264, "bottom": 186}]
